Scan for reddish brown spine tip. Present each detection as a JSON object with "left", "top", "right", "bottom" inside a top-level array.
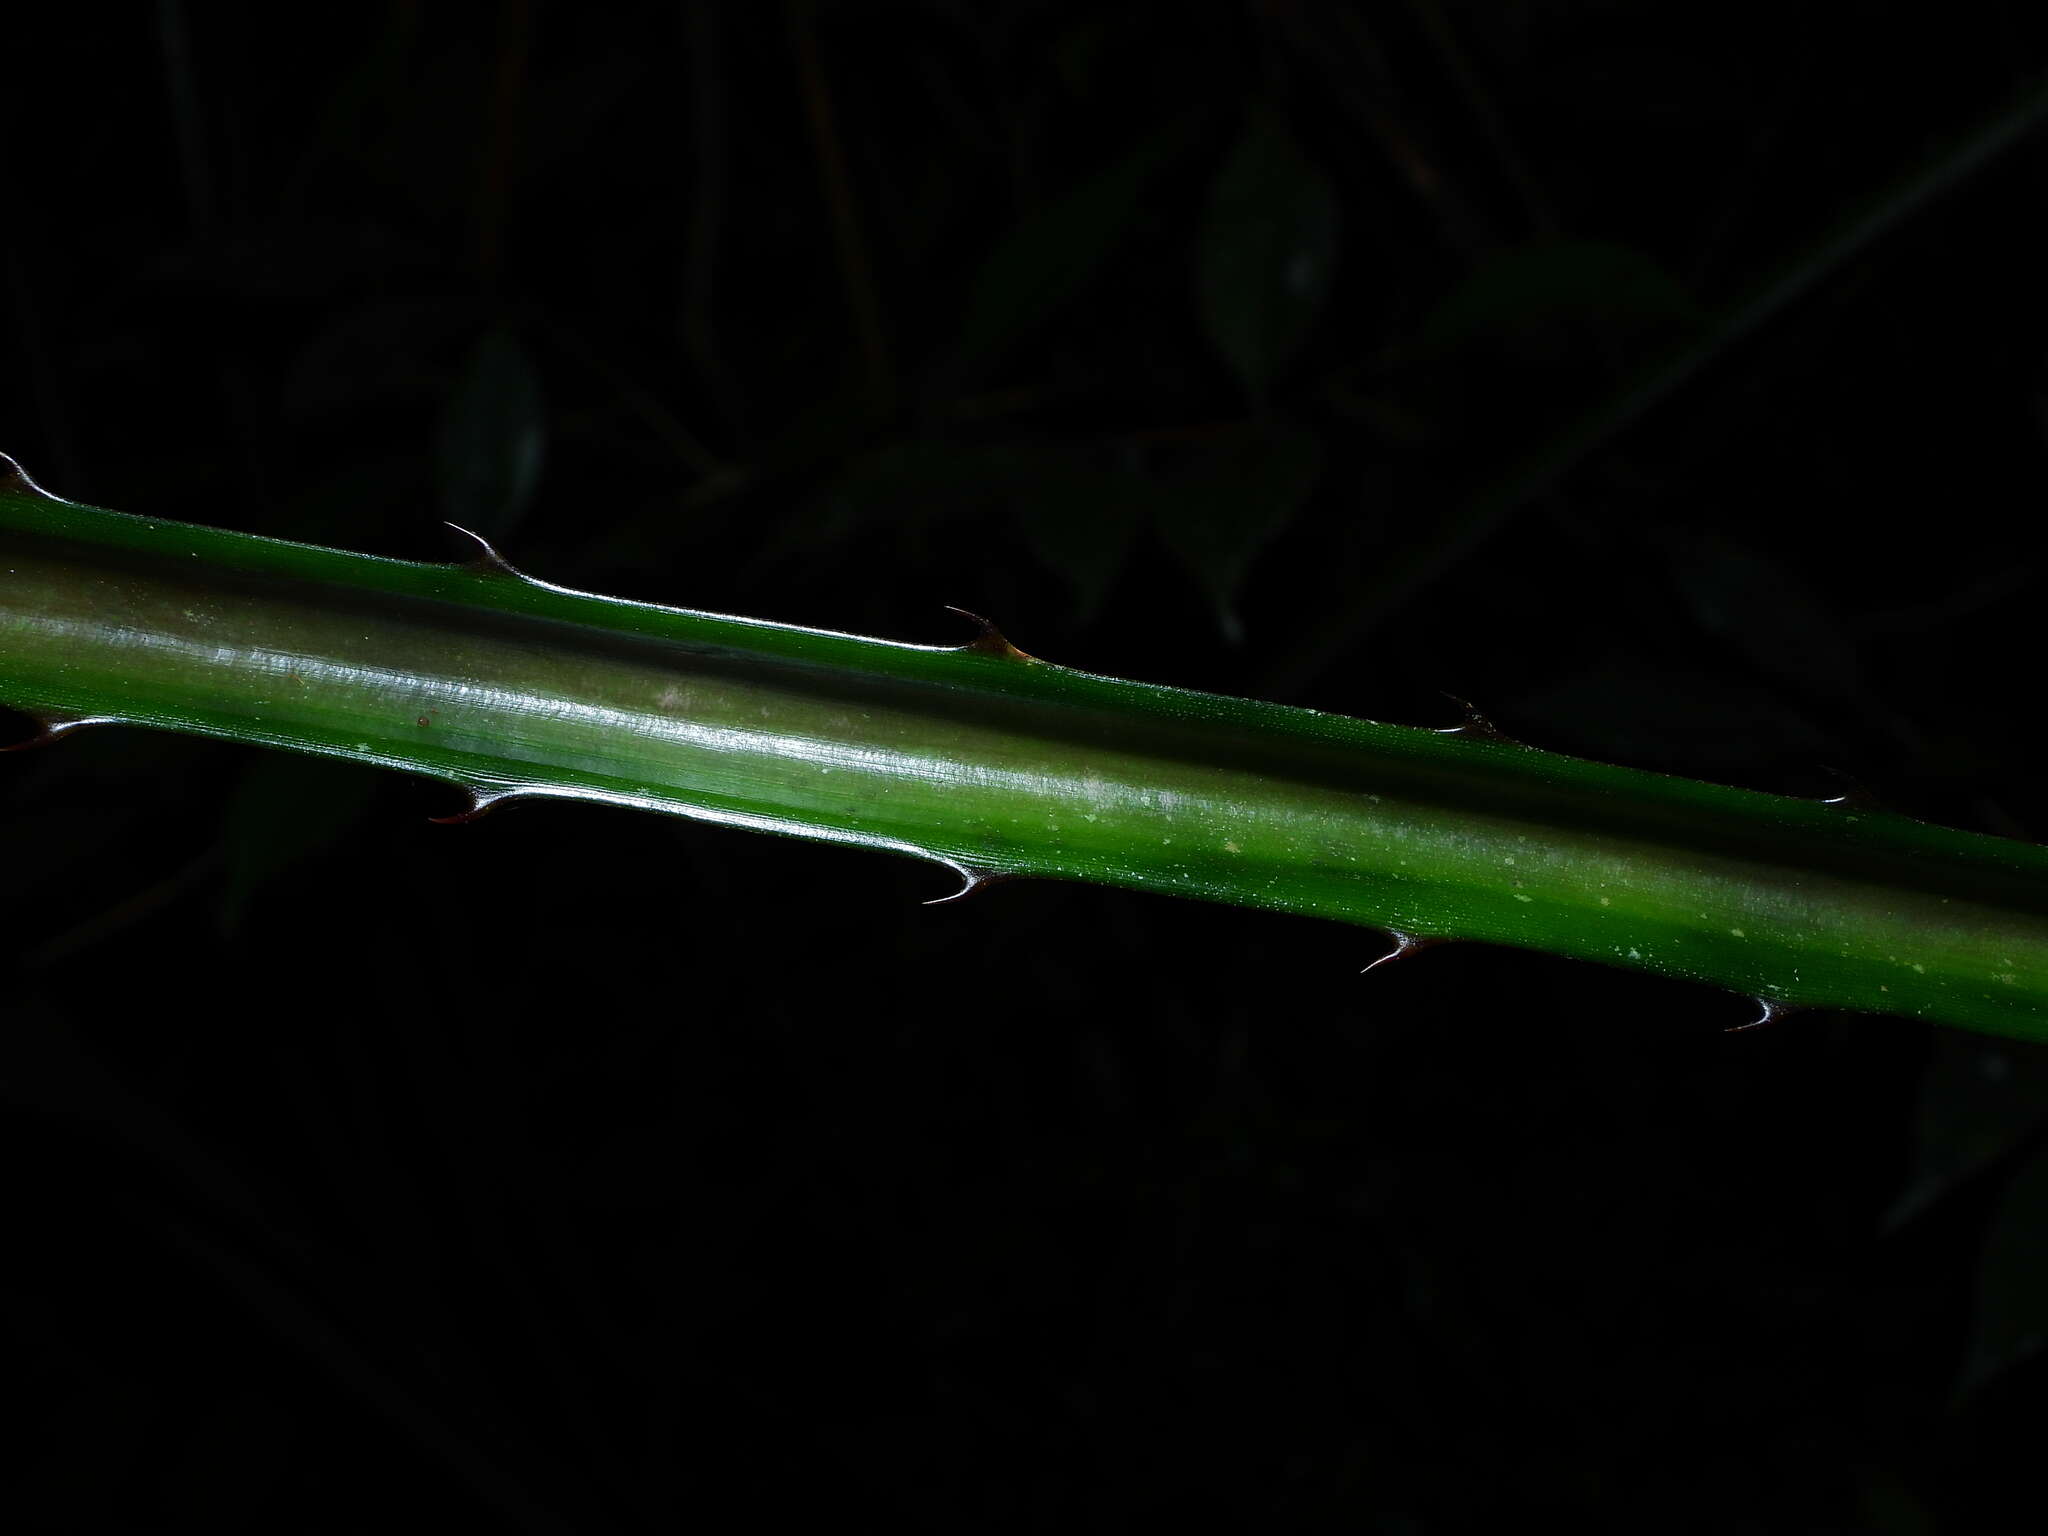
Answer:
[
  {"left": 923, "top": 866, "right": 1020, "bottom": 906},
  {"left": 443, "top": 522, "right": 528, "bottom": 579},
  {"left": 429, "top": 786, "right": 523, "bottom": 825},
  {"left": 1361, "top": 931, "right": 1442, "bottom": 974},
  {"left": 1431, "top": 694, "right": 1515, "bottom": 745},
  {"left": 945, "top": 606, "right": 1035, "bottom": 662},
  {"left": 1726, "top": 996, "right": 1802, "bottom": 1033},
  {"left": 0, "top": 452, "right": 64, "bottom": 502},
  {"left": 1, "top": 712, "right": 122, "bottom": 751}
]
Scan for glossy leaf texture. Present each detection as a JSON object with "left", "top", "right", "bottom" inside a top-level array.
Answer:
[{"left": 3, "top": 454, "right": 2046, "bottom": 1038}]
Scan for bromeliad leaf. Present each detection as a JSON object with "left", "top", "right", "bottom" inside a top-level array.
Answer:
[{"left": 2, "top": 453, "right": 2046, "bottom": 1040}]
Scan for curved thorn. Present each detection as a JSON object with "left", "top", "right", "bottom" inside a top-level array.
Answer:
[
  {"left": 1431, "top": 693, "right": 1515, "bottom": 745},
  {"left": 1, "top": 712, "right": 123, "bottom": 751},
  {"left": 923, "top": 864, "right": 1019, "bottom": 906},
  {"left": 0, "top": 451, "right": 65, "bottom": 501},
  {"left": 443, "top": 522, "right": 527, "bottom": 579},
  {"left": 1361, "top": 931, "right": 1440, "bottom": 974},
  {"left": 428, "top": 785, "right": 524, "bottom": 825},
  {"left": 1817, "top": 765, "right": 1882, "bottom": 811},
  {"left": 1727, "top": 996, "right": 1800, "bottom": 1033},
  {"left": 944, "top": 606, "right": 1035, "bottom": 662}
]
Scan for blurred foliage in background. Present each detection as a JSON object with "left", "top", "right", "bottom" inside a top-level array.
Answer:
[{"left": 7, "top": 2, "right": 2048, "bottom": 1529}]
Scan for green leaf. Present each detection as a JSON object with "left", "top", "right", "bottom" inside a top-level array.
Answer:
[
  {"left": 1888, "top": 1033, "right": 2048, "bottom": 1229},
  {"left": 438, "top": 329, "right": 546, "bottom": 541},
  {"left": 1416, "top": 239, "right": 1700, "bottom": 358},
  {"left": 770, "top": 437, "right": 1000, "bottom": 566},
  {"left": 6, "top": 458, "right": 2048, "bottom": 1040},
  {"left": 1197, "top": 111, "right": 1340, "bottom": 403},
  {"left": 1649, "top": 528, "right": 1871, "bottom": 702},
  {"left": 1960, "top": 1130, "right": 2048, "bottom": 1397},
  {"left": 1000, "top": 441, "right": 1152, "bottom": 625},
  {"left": 1154, "top": 420, "right": 1324, "bottom": 642},
  {"left": 218, "top": 755, "right": 383, "bottom": 934},
  {"left": 950, "top": 117, "right": 1195, "bottom": 383},
  {"left": 785, "top": 437, "right": 1152, "bottom": 626}
]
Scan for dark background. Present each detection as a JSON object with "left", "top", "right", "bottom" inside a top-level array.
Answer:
[{"left": 5, "top": 2, "right": 2048, "bottom": 1529}]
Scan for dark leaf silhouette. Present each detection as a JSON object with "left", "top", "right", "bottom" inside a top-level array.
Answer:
[
  {"left": 439, "top": 330, "right": 546, "bottom": 542},
  {"left": 1154, "top": 419, "right": 1323, "bottom": 641},
  {"left": 1197, "top": 109, "right": 1340, "bottom": 403}
]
